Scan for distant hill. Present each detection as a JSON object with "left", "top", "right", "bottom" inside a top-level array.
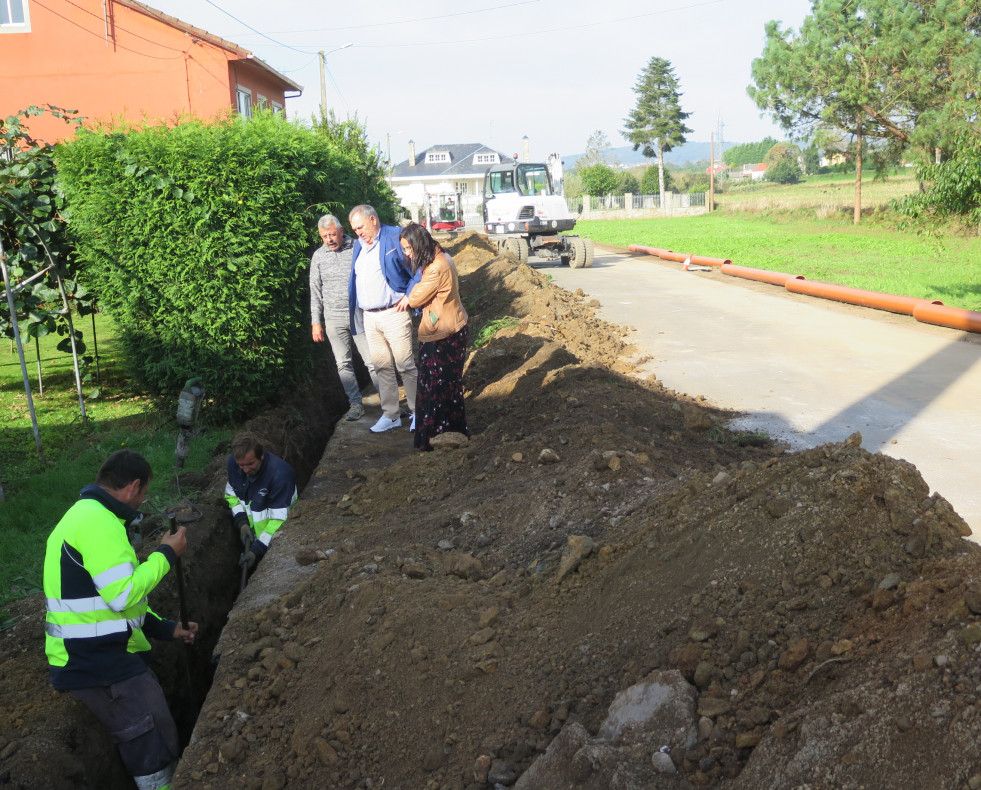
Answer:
[{"left": 563, "top": 141, "right": 739, "bottom": 170}]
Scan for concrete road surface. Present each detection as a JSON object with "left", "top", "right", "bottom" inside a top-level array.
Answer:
[{"left": 541, "top": 246, "right": 981, "bottom": 536}]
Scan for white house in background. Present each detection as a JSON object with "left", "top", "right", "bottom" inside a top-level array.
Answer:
[
  {"left": 388, "top": 136, "right": 574, "bottom": 224},
  {"left": 389, "top": 140, "right": 513, "bottom": 218}
]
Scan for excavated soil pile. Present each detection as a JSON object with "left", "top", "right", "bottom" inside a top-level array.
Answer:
[{"left": 3, "top": 233, "right": 981, "bottom": 790}]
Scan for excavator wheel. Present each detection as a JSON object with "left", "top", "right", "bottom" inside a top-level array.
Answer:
[
  {"left": 582, "top": 238, "right": 595, "bottom": 268},
  {"left": 568, "top": 238, "right": 587, "bottom": 268},
  {"left": 504, "top": 237, "right": 529, "bottom": 264}
]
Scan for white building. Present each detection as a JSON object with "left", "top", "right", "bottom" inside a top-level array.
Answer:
[{"left": 389, "top": 137, "right": 564, "bottom": 226}]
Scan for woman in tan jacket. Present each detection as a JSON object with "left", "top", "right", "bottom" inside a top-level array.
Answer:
[{"left": 395, "top": 223, "right": 469, "bottom": 450}]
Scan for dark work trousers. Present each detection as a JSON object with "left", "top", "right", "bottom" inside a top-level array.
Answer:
[{"left": 70, "top": 669, "right": 179, "bottom": 788}]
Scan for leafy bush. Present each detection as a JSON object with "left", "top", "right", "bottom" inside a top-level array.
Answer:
[
  {"left": 765, "top": 160, "right": 802, "bottom": 184},
  {"left": 668, "top": 169, "right": 709, "bottom": 192},
  {"left": 0, "top": 106, "right": 93, "bottom": 350},
  {"left": 640, "top": 164, "right": 674, "bottom": 194},
  {"left": 616, "top": 171, "right": 640, "bottom": 195},
  {"left": 55, "top": 111, "right": 395, "bottom": 421},
  {"left": 578, "top": 163, "right": 620, "bottom": 197},
  {"left": 723, "top": 137, "right": 779, "bottom": 167},
  {"left": 897, "top": 137, "right": 981, "bottom": 233}
]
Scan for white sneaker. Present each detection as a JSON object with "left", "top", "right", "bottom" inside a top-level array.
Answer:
[
  {"left": 370, "top": 415, "right": 401, "bottom": 433},
  {"left": 408, "top": 413, "right": 416, "bottom": 431}
]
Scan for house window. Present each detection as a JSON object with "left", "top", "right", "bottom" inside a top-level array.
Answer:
[
  {"left": 256, "top": 95, "right": 268, "bottom": 110},
  {"left": 0, "top": 0, "right": 31, "bottom": 32},
  {"left": 454, "top": 182, "right": 468, "bottom": 195},
  {"left": 474, "top": 153, "right": 499, "bottom": 165},
  {"left": 236, "top": 86, "right": 253, "bottom": 118},
  {"left": 426, "top": 151, "right": 450, "bottom": 164},
  {"left": 270, "top": 101, "right": 284, "bottom": 114}
]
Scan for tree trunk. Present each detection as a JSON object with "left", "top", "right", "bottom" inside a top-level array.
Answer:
[
  {"left": 657, "top": 139, "right": 666, "bottom": 210},
  {"left": 854, "top": 117, "right": 863, "bottom": 226}
]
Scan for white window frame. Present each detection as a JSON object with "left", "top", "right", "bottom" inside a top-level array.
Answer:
[
  {"left": 0, "top": 0, "right": 31, "bottom": 32},
  {"left": 270, "top": 101, "right": 284, "bottom": 114},
  {"left": 454, "top": 182, "right": 468, "bottom": 195},
  {"left": 426, "top": 151, "right": 449, "bottom": 164},
  {"left": 235, "top": 86, "right": 253, "bottom": 118},
  {"left": 256, "top": 94, "right": 268, "bottom": 110},
  {"left": 474, "top": 153, "right": 499, "bottom": 165}
]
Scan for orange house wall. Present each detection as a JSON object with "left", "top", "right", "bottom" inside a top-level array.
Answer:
[{"left": 2, "top": 0, "right": 292, "bottom": 143}]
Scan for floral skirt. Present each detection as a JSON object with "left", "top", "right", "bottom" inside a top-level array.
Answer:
[{"left": 415, "top": 325, "right": 469, "bottom": 450}]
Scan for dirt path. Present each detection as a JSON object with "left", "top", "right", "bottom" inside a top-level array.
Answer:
[{"left": 3, "top": 234, "right": 981, "bottom": 790}]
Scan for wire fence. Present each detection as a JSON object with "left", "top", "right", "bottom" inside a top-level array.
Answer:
[{"left": 565, "top": 192, "right": 706, "bottom": 213}]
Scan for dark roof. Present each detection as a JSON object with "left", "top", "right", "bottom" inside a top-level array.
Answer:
[
  {"left": 117, "top": 0, "right": 303, "bottom": 92},
  {"left": 390, "top": 143, "right": 511, "bottom": 180}
]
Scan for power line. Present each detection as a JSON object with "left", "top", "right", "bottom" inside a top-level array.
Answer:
[
  {"left": 323, "top": 63, "right": 350, "bottom": 114},
  {"left": 202, "top": 0, "right": 313, "bottom": 55},
  {"left": 58, "top": 0, "right": 186, "bottom": 52},
  {"left": 243, "top": 0, "right": 540, "bottom": 35},
  {"left": 32, "top": 0, "right": 184, "bottom": 60}
]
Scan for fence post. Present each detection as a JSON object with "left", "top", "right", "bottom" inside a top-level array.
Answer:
[
  {"left": 624, "top": 193, "right": 634, "bottom": 218},
  {"left": 583, "top": 195, "right": 591, "bottom": 220}
]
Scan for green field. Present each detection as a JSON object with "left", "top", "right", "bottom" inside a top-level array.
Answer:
[
  {"left": 716, "top": 170, "right": 919, "bottom": 214},
  {"left": 578, "top": 206, "right": 981, "bottom": 311}
]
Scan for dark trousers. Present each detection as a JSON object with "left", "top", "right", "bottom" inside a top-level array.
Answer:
[{"left": 70, "top": 670, "right": 179, "bottom": 787}]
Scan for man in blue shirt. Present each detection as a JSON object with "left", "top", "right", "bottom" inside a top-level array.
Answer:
[{"left": 347, "top": 204, "right": 418, "bottom": 433}]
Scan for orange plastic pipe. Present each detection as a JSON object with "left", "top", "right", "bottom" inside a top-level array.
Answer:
[
  {"left": 912, "top": 302, "right": 981, "bottom": 332},
  {"left": 628, "top": 245, "right": 730, "bottom": 267},
  {"left": 628, "top": 245, "right": 668, "bottom": 257},
  {"left": 720, "top": 263, "right": 803, "bottom": 287},
  {"left": 689, "top": 255, "right": 731, "bottom": 267},
  {"left": 784, "top": 279, "right": 936, "bottom": 316}
]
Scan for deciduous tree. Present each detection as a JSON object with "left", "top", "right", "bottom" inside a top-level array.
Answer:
[
  {"left": 749, "top": 0, "right": 981, "bottom": 224},
  {"left": 578, "top": 163, "right": 619, "bottom": 197},
  {"left": 623, "top": 57, "right": 691, "bottom": 207}
]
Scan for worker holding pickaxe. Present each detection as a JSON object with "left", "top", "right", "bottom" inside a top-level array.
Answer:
[{"left": 224, "top": 433, "right": 297, "bottom": 579}]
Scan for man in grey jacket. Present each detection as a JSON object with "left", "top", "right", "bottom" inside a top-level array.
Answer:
[{"left": 310, "top": 214, "right": 377, "bottom": 420}]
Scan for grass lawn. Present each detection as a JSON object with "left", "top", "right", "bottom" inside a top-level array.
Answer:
[
  {"left": 0, "top": 314, "right": 230, "bottom": 612},
  {"left": 716, "top": 170, "right": 918, "bottom": 214},
  {"left": 578, "top": 210, "right": 981, "bottom": 311}
]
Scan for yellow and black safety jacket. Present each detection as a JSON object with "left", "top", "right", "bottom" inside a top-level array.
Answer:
[{"left": 43, "top": 485, "right": 177, "bottom": 690}]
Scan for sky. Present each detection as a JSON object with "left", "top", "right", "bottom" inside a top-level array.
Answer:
[{"left": 144, "top": 0, "right": 814, "bottom": 164}]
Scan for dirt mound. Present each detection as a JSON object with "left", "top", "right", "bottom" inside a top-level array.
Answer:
[{"left": 3, "top": 238, "right": 981, "bottom": 790}]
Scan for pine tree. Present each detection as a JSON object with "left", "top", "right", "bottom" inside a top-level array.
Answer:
[{"left": 622, "top": 57, "right": 692, "bottom": 206}]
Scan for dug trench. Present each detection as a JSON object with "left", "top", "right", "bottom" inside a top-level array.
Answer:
[
  {"left": 4, "top": 233, "right": 981, "bottom": 790},
  {"left": 0, "top": 338, "right": 352, "bottom": 790}
]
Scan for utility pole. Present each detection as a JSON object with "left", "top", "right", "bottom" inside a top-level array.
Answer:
[
  {"left": 319, "top": 51, "right": 327, "bottom": 118},
  {"left": 318, "top": 43, "right": 352, "bottom": 119},
  {"left": 709, "top": 132, "right": 715, "bottom": 212}
]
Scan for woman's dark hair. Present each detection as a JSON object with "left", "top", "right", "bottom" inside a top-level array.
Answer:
[{"left": 399, "top": 222, "right": 443, "bottom": 274}]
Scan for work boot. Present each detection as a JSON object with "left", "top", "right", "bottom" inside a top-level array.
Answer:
[{"left": 345, "top": 403, "right": 365, "bottom": 421}]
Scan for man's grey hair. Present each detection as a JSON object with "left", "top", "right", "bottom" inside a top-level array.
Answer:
[
  {"left": 317, "top": 214, "right": 343, "bottom": 231},
  {"left": 349, "top": 204, "right": 378, "bottom": 223}
]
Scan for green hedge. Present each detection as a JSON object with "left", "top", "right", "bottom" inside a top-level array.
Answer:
[{"left": 55, "top": 112, "right": 395, "bottom": 420}]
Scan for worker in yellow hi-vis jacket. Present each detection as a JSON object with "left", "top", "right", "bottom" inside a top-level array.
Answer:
[{"left": 44, "top": 450, "right": 198, "bottom": 790}]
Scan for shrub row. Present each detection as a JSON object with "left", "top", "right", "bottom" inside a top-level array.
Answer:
[{"left": 55, "top": 111, "right": 395, "bottom": 420}]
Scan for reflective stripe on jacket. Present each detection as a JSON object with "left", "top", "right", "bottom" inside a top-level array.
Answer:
[
  {"left": 224, "top": 451, "right": 297, "bottom": 546},
  {"left": 43, "top": 490, "right": 175, "bottom": 690}
]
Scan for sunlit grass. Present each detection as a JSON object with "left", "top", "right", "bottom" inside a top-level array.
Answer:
[
  {"left": 0, "top": 313, "right": 232, "bottom": 604},
  {"left": 579, "top": 210, "right": 981, "bottom": 311}
]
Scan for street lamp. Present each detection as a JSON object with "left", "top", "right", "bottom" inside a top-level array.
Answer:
[{"left": 319, "top": 43, "right": 352, "bottom": 118}]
